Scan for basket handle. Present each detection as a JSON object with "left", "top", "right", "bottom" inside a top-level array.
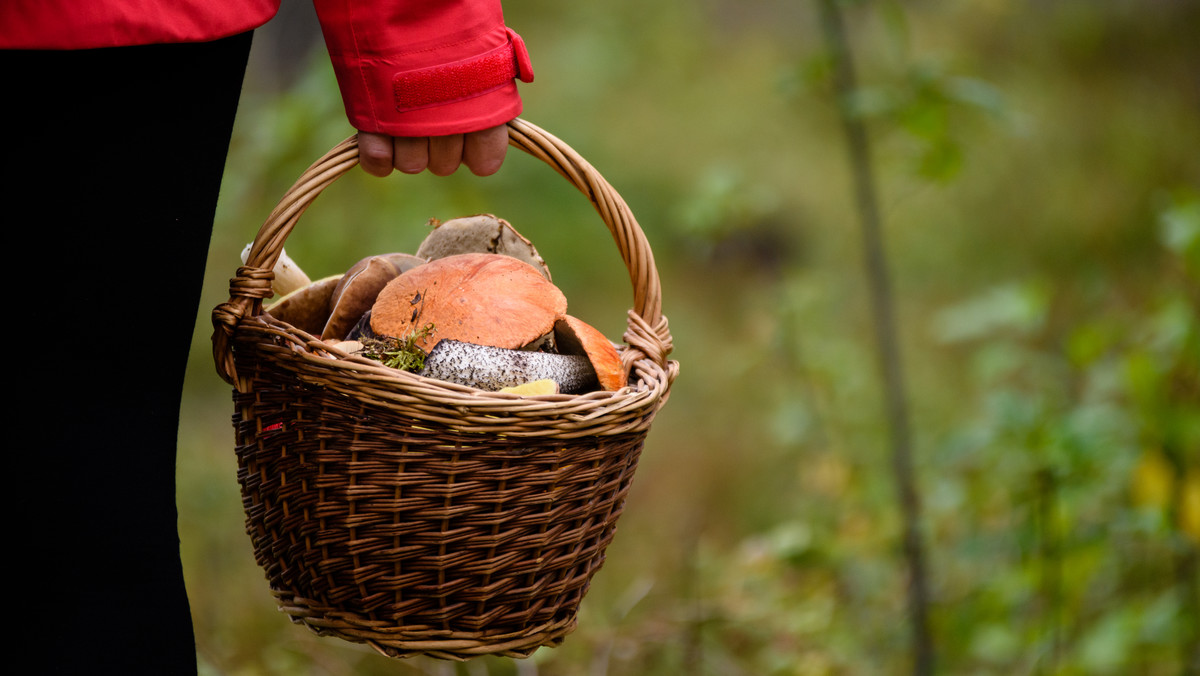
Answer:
[{"left": 213, "top": 118, "right": 672, "bottom": 385}]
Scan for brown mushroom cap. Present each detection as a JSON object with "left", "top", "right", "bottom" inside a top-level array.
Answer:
[
  {"left": 263, "top": 275, "right": 341, "bottom": 335},
  {"left": 370, "top": 253, "right": 567, "bottom": 352},
  {"left": 555, "top": 315, "right": 627, "bottom": 391},
  {"left": 322, "top": 253, "right": 426, "bottom": 340}
]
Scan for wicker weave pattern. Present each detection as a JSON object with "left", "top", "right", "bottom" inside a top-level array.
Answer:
[
  {"left": 232, "top": 354, "right": 645, "bottom": 656},
  {"left": 212, "top": 119, "right": 677, "bottom": 660}
]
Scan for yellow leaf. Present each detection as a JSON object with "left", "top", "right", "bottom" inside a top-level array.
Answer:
[
  {"left": 1181, "top": 470, "right": 1200, "bottom": 544},
  {"left": 1131, "top": 447, "right": 1173, "bottom": 511}
]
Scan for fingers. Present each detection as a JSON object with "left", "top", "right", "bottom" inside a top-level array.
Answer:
[
  {"left": 357, "top": 132, "right": 397, "bottom": 177},
  {"left": 462, "top": 124, "right": 509, "bottom": 176},
  {"left": 427, "top": 134, "right": 464, "bottom": 176},
  {"left": 383, "top": 135, "right": 444, "bottom": 175},
  {"left": 358, "top": 125, "right": 511, "bottom": 177},
  {"left": 392, "top": 136, "right": 430, "bottom": 175}
]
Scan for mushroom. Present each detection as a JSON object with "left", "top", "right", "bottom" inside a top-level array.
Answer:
[
  {"left": 241, "top": 244, "right": 311, "bottom": 298},
  {"left": 263, "top": 275, "right": 342, "bottom": 335},
  {"left": 323, "top": 339, "right": 364, "bottom": 355},
  {"left": 416, "top": 214, "right": 552, "bottom": 280},
  {"left": 369, "top": 253, "right": 566, "bottom": 352},
  {"left": 555, "top": 315, "right": 628, "bottom": 391},
  {"left": 322, "top": 253, "right": 426, "bottom": 340},
  {"left": 418, "top": 340, "right": 597, "bottom": 393},
  {"left": 500, "top": 379, "right": 560, "bottom": 395}
]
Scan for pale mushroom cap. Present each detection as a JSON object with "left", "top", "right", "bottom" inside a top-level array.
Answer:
[
  {"left": 370, "top": 253, "right": 567, "bottom": 352},
  {"left": 555, "top": 315, "right": 627, "bottom": 391},
  {"left": 415, "top": 214, "right": 551, "bottom": 280},
  {"left": 501, "top": 379, "right": 560, "bottom": 395},
  {"left": 241, "top": 245, "right": 312, "bottom": 298}
]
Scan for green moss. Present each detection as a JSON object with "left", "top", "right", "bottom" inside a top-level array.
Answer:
[{"left": 360, "top": 323, "right": 436, "bottom": 372}]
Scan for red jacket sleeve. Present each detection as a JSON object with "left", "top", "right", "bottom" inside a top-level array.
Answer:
[
  {"left": 312, "top": 0, "right": 533, "bottom": 137},
  {"left": 0, "top": 0, "right": 279, "bottom": 49}
]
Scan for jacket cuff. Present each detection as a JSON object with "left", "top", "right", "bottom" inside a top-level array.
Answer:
[{"left": 323, "top": 20, "right": 533, "bottom": 137}]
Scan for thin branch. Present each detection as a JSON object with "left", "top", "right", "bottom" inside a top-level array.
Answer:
[{"left": 815, "top": 1, "right": 935, "bottom": 674}]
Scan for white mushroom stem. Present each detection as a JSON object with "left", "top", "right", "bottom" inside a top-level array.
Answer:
[
  {"left": 241, "top": 244, "right": 312, "bottom": 297},
  {"left": 418, "top": 340, "right": 599, "bottom": 393}
]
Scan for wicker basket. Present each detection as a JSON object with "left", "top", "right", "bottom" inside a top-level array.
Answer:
[{"left": 210, "top": 119, "right": 677, "bottom": 660}]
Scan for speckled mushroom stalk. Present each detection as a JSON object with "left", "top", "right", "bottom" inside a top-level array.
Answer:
[{"left": 418, "top": 340, "right": 598, "bottom": 393}]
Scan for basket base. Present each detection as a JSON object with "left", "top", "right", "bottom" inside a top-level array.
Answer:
[{"left": 275, "top": 590, "right": 575, "bottom": 660}]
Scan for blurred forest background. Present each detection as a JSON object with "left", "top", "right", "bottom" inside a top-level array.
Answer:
[{"left": 179, "top": 0, "right": 1200, "bottom": 674}]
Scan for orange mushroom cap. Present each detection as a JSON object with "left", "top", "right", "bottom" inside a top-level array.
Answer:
[
  {"left": 370, "top": 253, "right": 567, "bottom": 352},
  {"left": 555, "top": 315, "right": 628, "bottom": 391}
]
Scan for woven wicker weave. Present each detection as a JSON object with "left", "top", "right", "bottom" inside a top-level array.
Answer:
[{"left": 211, "top": 119, "right": 677, "bottom": 660}]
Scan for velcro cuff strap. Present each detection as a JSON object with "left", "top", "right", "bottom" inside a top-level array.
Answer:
[{"left": 393, "top": 27, "right": 534, "bottom": 112}]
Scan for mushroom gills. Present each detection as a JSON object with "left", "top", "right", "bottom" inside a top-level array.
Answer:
[{"left": 418, "top": 339, "right": 599, "bottom": 393}]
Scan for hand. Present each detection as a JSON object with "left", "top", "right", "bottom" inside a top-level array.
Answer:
[{"left": 357, "top": 124, "right": 509, "bottom": 178}]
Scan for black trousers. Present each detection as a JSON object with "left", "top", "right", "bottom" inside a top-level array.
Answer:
[{"left": 6, "top": 31, "right": 253, "bottom": 674}]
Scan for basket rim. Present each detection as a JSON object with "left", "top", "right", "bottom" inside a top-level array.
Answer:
[
  {"left": 230, "top": 313, "right": 673, "bottom": 436},
  {"left": 213, "top": 118, "right": 675, "bottom": 391}
]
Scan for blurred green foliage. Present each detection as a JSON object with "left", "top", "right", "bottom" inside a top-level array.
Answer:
[{"left": 179, "top": 0, "right": 1200, "bottom": 674}]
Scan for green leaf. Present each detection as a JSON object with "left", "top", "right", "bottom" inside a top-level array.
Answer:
[
  {"left": 945, "top": 75, "right": 1010, "bottom": 117},
  {"left": 917, "top": 137, "right": 963, "bottom": 182},
  {"left": 842, "top": 85, "right": 898, "bottom": 119},
  {"left": 933, "top": 281, "right": 1050, "bottom": 343},
  {"left": 1066, "top": 321, "right": 1118, "bottom": 368},
  {"left": 1124, "top": 350, "right": 1165, "bottom": 413},
  {"left": 1157, "top": 191, "right": 1200, "bottom": 273},
  {"left": 969, "top": 623, "right": 1021, "bottom": 663}
]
